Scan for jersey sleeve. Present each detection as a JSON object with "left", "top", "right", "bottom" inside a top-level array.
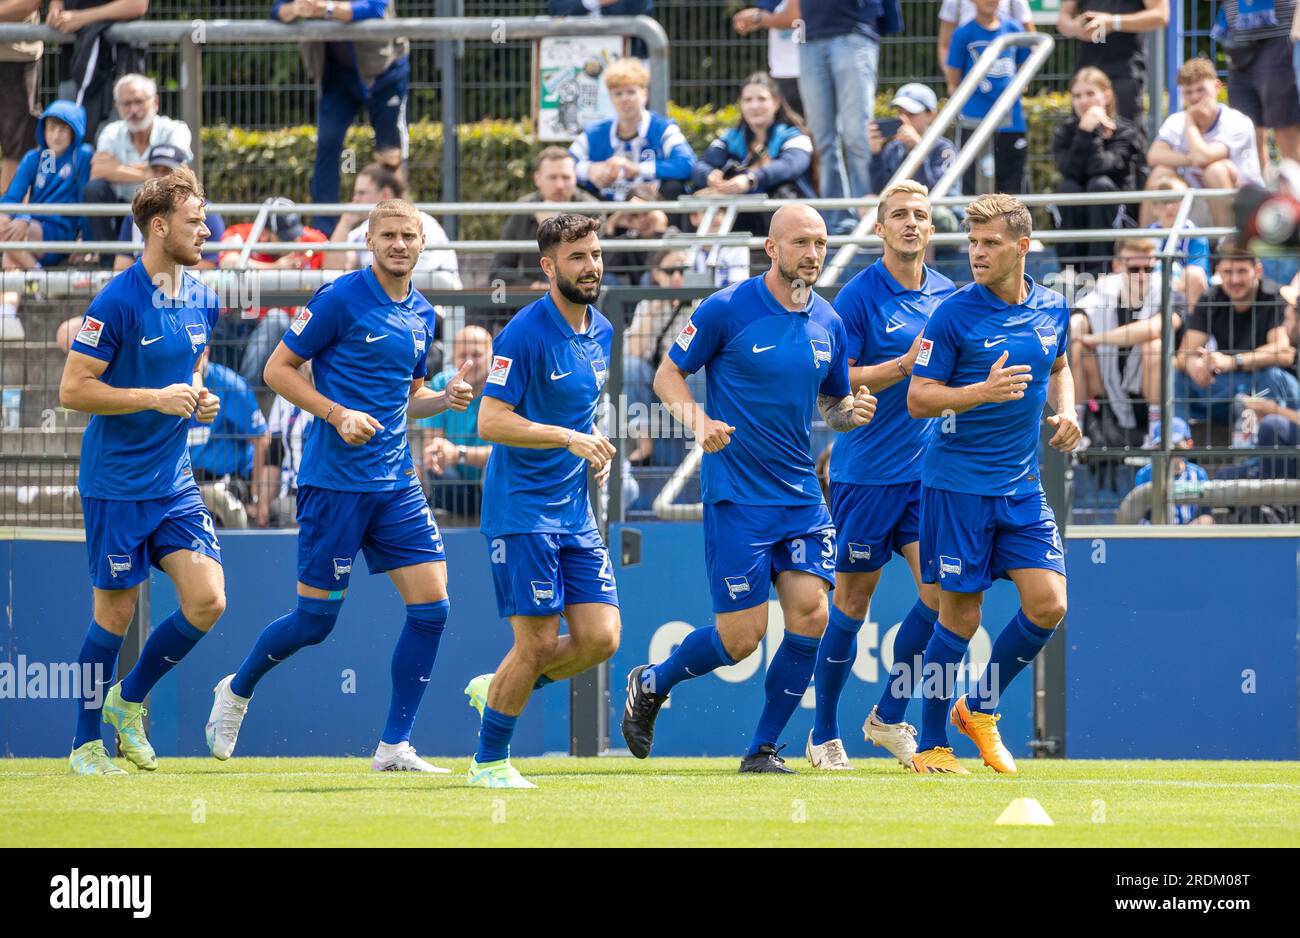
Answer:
[
  {"left": 834, "top": 278, "right": 870, "bottom": 364},
  {"left": 820, "top": 314, "right": 852, "bottom": 399},
  {"left": 945, "top": 26, "right": 968, "bottom": 70},
  {"left": 412, "top": 306, "right": 437, "bottom": 381},
  {"left": 70, "top": 291, "right": 127, "bottom": 363},
  {"left": 1056, "top": 302, "right": 1071, "bottom": 358},
  {"left": 667, "top": 293, "right": 729, "bottom": 375},
  {"left": 912, "top": 301, "right": 960, "bottom": 384},
  {"left": 481, "top": 318, "right": 535, "bottom": 408},
  {"left": 281, "top": 284, "right": 343, "bottom": 360}
]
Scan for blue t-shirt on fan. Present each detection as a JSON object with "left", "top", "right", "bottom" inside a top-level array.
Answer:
[{"left": 946, "top": 14, "right": 1031, "bottom": 133}]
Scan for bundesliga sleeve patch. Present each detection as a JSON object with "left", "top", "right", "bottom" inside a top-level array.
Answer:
[
  {"left": 289, "top": 308, "right": 313, "bottom": 335},
  {"left": 675, "top": 320, "right": 697, "bottom": 351},
  {"left": 916, "top": 338, "right": 933, "bottom": 367},
  {"left": 486, "top": 355, "right": 513, "bottom": 386},
  {"left": 75, "top": 316, "right": 105, "bottom": 348}
]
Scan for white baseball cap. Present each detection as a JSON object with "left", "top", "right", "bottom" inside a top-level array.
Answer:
[{"left": 891, "top": 83, "right": 939, "bottom": 114}]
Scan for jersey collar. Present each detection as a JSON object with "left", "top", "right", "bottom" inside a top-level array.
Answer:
[
  {"left": 755, "top": 273, "right": 813, "bottom": 317},
  {"left": 975, "top": 274, "right": 1039, "bottom": 310},
  {"left": 872, "top": 258, "right": 938, "bottom": 296},
  {"left": 362, "top": 266, "right": 415, "bottom": 309},
  {"left": 542, "top": 291, "right": 593, "bottom": 336},
  {"left": 612, "top": 110, "right": 652, "bottom": 146}
]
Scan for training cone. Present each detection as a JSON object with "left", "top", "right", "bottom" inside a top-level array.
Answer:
[{"left": 995, "top": 797, "right": 1054, "bottom": 826}]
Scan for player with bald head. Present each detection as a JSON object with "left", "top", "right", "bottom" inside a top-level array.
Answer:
[{"left": 621, "top": 203, "right": 878, "bottom": 773}]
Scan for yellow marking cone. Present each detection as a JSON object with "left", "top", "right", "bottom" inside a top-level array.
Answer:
[{"left": 995, "top": 797, "right": 1054, "bottom": 826}]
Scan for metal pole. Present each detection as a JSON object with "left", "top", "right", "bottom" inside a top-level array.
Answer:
[
  {"left": 437, "top": 0, "right": 462, "bottom": 240},
  {"left": 180, "top": 36, "right": 204, "bottom": 180},
  {"left": 1034, "top": 431, "right": 1067, "bottom": 758},
  {"left": 1153, "top": 250, "right": 1176, "bottom": 524},
  {"left": 1166, "top": 1, "right": 1183, "bottom": 116},
  {"left": 1149, "top": 12, "right": 1166, "bottom": 145}
]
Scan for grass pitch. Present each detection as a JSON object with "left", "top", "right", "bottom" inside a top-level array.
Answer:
[{"left": 2, "top": 756, "right": 1298, "bottom": 847}]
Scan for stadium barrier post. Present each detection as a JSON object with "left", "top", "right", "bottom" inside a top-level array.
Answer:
[
  {"left": 1034, "top": 428, "right": 1068, "bottom": 757},
  {"left": 437, "top": 0, "right": 464, "bottom": 241},
  {"left": 180, "top": 35, "right": 204, "bottom": 182}
]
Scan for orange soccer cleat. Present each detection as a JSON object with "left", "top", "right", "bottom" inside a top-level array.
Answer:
[{"left": 950, "top": 694, "right": 1018, "bottom": 774}]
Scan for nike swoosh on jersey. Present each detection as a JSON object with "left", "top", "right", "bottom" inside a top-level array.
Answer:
[
  {"left": 141, "top": 336, "right": 164, "bottom": 346},
  {"left": 752, "top": 344, "right": 776, "bottom": 353},
  {"left": 550, "top": 370, "right": 572, "bottom": 380},
  {"left": 365, "top": 333, "right": 388, "bottom": 343},
  {"left": 885, "top": 321, "right": 907, "bottom": 333},
  {"left": 983, "top": 336, "right": 1007, "bottom": 348}
]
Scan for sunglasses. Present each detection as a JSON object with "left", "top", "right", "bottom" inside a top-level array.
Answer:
[
  {"left": 1121, "top": 260, "right": 1155, "bottom": 272},
  {"left": 658, "top": 265, "right": 689, "bottom": 275}
]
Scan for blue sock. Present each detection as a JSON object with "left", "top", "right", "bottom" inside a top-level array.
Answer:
[
  {"left": 72, "top": 621, "right": 122, "bottom": 749},
  {"left": 811, "top": 605, "right": 862, "bottom": 745},
  {"left": 875, "top": 599, "right": 940, "bottom": 724},
  {"left": 231, "top": 597, "right": 343, "bottom": 698},
  {"left": 968, "top": 609, "right": 1054, "bottom": 714},
  {"left": 645, "top": 626, "right": 734, "bottom": 696},
  {"left": 747, "top": 631, "right": 820, "bottom": 757},
  {"left": 381, "top": 600, "right": 449, "bottom": 745},
  {"left": 475, "top": 705, "right": 517, "bottom": 763},
  {"left": 533, "top": 674, "right": 554, "bottom": 690},
  {"left": 917, "top": 622, "right": 969, "bottom": 752},
  {"left": 119, "top": 611, "right": 205, "bottom": 704}
]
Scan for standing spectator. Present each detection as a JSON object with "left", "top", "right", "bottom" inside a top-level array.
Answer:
[
  {"left": 868, "top": 83, "right": 961, "bottom": 206},
  {"left": 1051, "top": 67, "right": 1147, "bottom": 273},
  {"left": 1056, "top": 1, "right": 1170, "bottom": 123},
  {"left": 1218, "top": 0, "right": 1300, "bottom": 166},
  {"left": 944, "top": 0, "right": 1031, "bottom": 195},
  {"left": 939, "top": 0, "right": 1034, "bottom": 71},
  {"left": 1132, "top": 418, "right": 1214, "bottom": 525},
  {"left": 797, "top": 0, "right": 903, "bottom": 232},
  {"left": 732, "top": 1, "right": 803, "bottom": 118},
  {"left": 273, "top": 0, "right": 409, "bottom": 236},
  {"left": 111, "top": 143, "right": 225, "bottom": 270},
  {"left": 414, "top": 325, "right": 493, "bottom": 522},
  {"left": 490, "top": 147, "right": 599, "bottom": 289},
  {"left": 548, "top": 1, "right": 655, "bottom": 59},
  {"left": 0, "top": 0, "right": 41, "bottom": 193},
  {"left": 46, "top": 0, "right": 148, "bottom": 142},
  {"left": 188, "top": 352, "right": 272, "bottom": 528},
  {"left": 570, "top": 58, "right": 695, "bottom": 204},
  {"left": 1146, "top": 57, "right": 1263, "bottom": 229},
  {"left": 83, "top": 73, "right": 193, "bottom": 254}
]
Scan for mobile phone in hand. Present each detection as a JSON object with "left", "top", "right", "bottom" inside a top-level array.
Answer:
[{"left": 874, "top": 117, "right": 903, "bottom": 139}]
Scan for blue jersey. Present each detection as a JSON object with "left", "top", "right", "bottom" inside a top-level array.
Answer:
[
  {"left": 669, "top": 275, "right": 851, "bottom": 506},
  {"left": 830, "top": 259, "right": 955, "bottom": 485},
  {"left": 480, "top": 294, "right": 613, "bottom": 537},
  {"left": 947, "top": 16, "right": 1030, "bottom": 133},
  {"left": 913, "top": 276, "right": 1069, "bottom": 496},
  {"left": 282, "top": 268, "right": 437, "bottom": 492},
  {"left": 1135, "top": 461, "right": 1209, "bottom": 525},
  {"left": 72, "top": 260, "right": 219, "bottom": 500}
]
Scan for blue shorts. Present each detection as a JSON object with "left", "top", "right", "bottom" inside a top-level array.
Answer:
[
  {"left": 486, "top": 528, "right": 619, "bottom": 618},
  {"left": 82, "top": 487, "right": 221, "bottom": 590},
  {"left": 920, "top": 488, "right": 1065, "bottom": 594},
  {"left": 703, "top": 501, "right": 836, "bottom": 613},
  {"left": 829, "top": 480, "right": 921, "bottom": 573},
  {"left": 296, "top": 484, "right": 444, "bottom": 591}
]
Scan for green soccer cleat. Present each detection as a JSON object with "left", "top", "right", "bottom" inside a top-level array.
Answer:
[
  {"left": 467, "top": 757, "right": 536, "bottom": 789},
  {"left": 68, "top": 740, "right": 128, "bottom": 776},
  {"left": 101, "top": 683, "right": 157, "bottom": 771},
  {"left": 464, "top": 673, "right": 493, "bottom": 719}
]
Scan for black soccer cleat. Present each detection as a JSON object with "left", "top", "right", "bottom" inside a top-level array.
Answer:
[
  {"left": 739, "top": 743, "right": 796, "bottom": 775},
  {"left": 621, "top": 664, "right": 667, "bottom": 759}
]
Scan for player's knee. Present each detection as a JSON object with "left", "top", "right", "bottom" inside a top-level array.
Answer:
[
  {"left": 519, "top": 630, "right": 560, "bottom": 667},
  {"left": 295, "top": 597, "right": 343, "bottom": 646},
  {"left": 184, "top": 589, "right": 226, "bottom": 629},
  {"left": 1025, "top": 595, "right": 1066, "bottom": 629}
]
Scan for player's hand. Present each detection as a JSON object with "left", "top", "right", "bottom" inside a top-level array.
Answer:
[
  {"left": 903, "top": 330, "right": 925, "bottom": 368},
  {"left": 154, "top": 383, "right": 200, "bottom": 418},
  {"left": 333, "top": 408, "right": 382, "bottom": 445},
  {"left": 566, "top": 430, "right": 616, "bottom": 468},
  {"left": 195, "top": 389, "right": 220, "bottom": 424},
  {"left": 1046, "top": 411, "right": 1082, "bottom": 452},
  {"left": 694, "top": 416, "right": 736, "bottom": 453},
  {"left": 980, "top": 350, "right": 1032, "bottom": 403},
  {"left": 594, "top": 457, "right": 612, "bottom": 487},
  {"left": 445, "top": 360, "right": 475, "bottom": 412},
  {"left": 850, "top": 385, "right": 877, "bottom": 427}
]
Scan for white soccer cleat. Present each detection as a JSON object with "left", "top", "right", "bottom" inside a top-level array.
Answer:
[
  {"left": 863, "top": 705, "right": 919, "bottom": 767},
  {"left": 805, "top": 730, "right": 854, "bottom": 770},
  {"left": 371, "top": 741, "right": 452, "bottom": 774},
  {"left": 206, "top": 674, "right": 250, "bottom": 761}
]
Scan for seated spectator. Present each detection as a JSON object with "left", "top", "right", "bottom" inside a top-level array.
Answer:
[
  {"left": 1051, "top": 67, "right": 1147, "bottom": 274},
  {"left": 1175, "top": 237, "right": 1300, "bottom": 424},
  {"left": 1070, "top": 237, "right": 1168, "bottom": 447},
  {"left": 939, "top": 0, "right": 1034, "bottom": 68},
  {"left": 732, "top": 1, "right": 804, "bottom": 118},
  {"left": 684, "top": 208, "right": 749, "bottom": 286},
  {"left": 570, "top": 58, "right": 695, "bottom": 203},
  {"left": 603, "top": 189, "right": 670, "bottom": 283},
  {"left": 1145, "top": 57, "right": 1263, "bottom": 230},
  {"left": 1056, "top": 1, "right": 1170, "bottom": 123},
  {"left": 325, "top": 163, "right": 460, "bottom": 288},
  {"left": 1146, "top": 175, "right": 1209, "bottom": 310},
  {"left": 188, "top": 350, "right": 271, "bottom": 528},
  {"left": 625, "top": 248, "right": 689, "bottom": 464},
  {"left": 1237, "top": 397, "right": 1300, "bottom": 478},
  {"left": 1132, "top": 418, "right": 1214, "bottom": 525},
  {"left": 112, "top": 143, "right": 225, "bottom": 271},
  {"left": 944, "top": 0, "right": 1031, "bottom": 195},
  {"left": 691, "top": 72, "right": 814, "bottom": 235},
  {"left": 868, "top": 83, "right": 961, "bottom": 231},
  {"left": 1218, "top": 0, "right": 1300, "bottom": 166},
  {"left": 262, "top": 382, "right": 314, "bottom": 527},
  {"left": 415, "top": 324, "right": 493, "bottom": 522},
  {"left": 490, "top": 147, "right": 599, "bottom": 289},
  {"left": 84, "top": 74, "right": 192, "bottom": 256}
]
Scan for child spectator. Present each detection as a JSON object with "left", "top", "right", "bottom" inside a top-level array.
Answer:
[
  {"left": 1147, "top": 175, "right": 1209, "bottom": 311},
  {"left": 1134, "top": 417, "right": 1214, "bottom": 525}
]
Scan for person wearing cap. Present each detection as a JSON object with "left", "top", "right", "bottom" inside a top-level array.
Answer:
[
  {"left": 1132, "top": 418, "right": 1213, "bottom": 525},
  {"left": 112, "top": 143, "right": 226, "bottom": 271},
  {"left": 868, "top": 83, "right": 960, "bottom": 206}
]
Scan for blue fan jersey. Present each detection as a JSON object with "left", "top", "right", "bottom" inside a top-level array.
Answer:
[
  {"left": 72, "top": 260, "right": 219, "bottom": 500},
  {"left": 480, "top": 293, "right": 613, "bottom": 537},
  {"left": 830, "top": 259, "right": 955, "bottom": 485},
  {"left": 912, "top": 276, "right": 1070, "bottom": 496},
  {"left": 668, "top": 275, "right": 851, "bottom": 506},
  {"left": 282, "top": 268, "right": 437, "bottom": 492}
]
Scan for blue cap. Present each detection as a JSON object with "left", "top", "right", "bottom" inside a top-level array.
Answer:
[{"left": 1146, "top": 417, "right": 1191, "bottom": 447}]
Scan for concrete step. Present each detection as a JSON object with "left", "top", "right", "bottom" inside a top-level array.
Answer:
[
  {"left": 0, "top": 483, "right": 81, "bottom": 518},
  {"left": 0, "top": 427, "right": 84, "bottom": 456}
]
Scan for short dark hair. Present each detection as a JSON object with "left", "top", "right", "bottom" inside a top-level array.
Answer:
[
  {"left": 1214, "top": 235, "right": 1256, "bottom": 267},
  {"left": 358, "top": 162, "right": 407, "bottom": 199},
  {"left": 537, "top": 213, "right": 601, "bottom": 256},
  {"left": 534, "top": 146, "right": 574, "bottom": 172}
]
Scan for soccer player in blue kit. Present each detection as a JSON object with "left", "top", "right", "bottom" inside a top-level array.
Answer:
[
  {"left": 465, "top": 214, "right": 620, "bottom": 789},
  {"left": 205, "top": 199, "right": 474, "bottom": 773},
  {"left": 621, "top": 203, "right": 877, "bottom": 773},
  {"left": 808, "top": 181, "right": 955, "bottom": 771},
  {"left": 906, "top": 194, "right": 1081, "bottom": 775},
  {"left": 60, "top": 169, "right": 226, "bottom": 775}
]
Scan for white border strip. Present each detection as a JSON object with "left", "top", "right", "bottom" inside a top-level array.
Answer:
[{"left": 1070, "top": 525, "right": 1300, "bottom": 539}]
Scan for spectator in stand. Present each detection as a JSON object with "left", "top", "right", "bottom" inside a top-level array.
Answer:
[
  {"left": 624, "top": 247, "right": 688, "bottom": 464},
  {"left": 0, "top": 0, "right": 41, "bottom": 193},
  {"left": 868, "top": 83, "right": 961, "bottom": 232},
  {"left": 690, "top": 72, "right": 814, "bottom": 235},
  {"left": 939, "top": 0, "right": 1034, "bottom": 70},
  {"left": 490, "top": 147, "right": 599, "bottom": 289},
  {"left": 602, "top": 188, "right": 670, "bottom": 284},
  {"left": 1175, "top": 236, "right": 1300, "bottom": 423},
  {"left": 111, "top": 143, "right": 225, "bottom": 270},
  {"left": 46, "top": 0, "right": 148, "bottom": 142},
  {"left": 1146, "top": 57, "right": 1263, "bottom": 230},
  {"left": 1051, "top": 67, "right": 1148, "bottom": 274},
  {"left": 1132, "top": 418, "right": 1214, "bottom": 525},
  {"left": 797, "top": 0, "right": 903, "bottom": 232},
  {"left": 570, "top": 58, "right": 695, "bottom": 204},
  {"left": 1237, "top": 397, "right": 1300, "bottom": 478},
  {"left": 188, "top": 351, "right": 272, "bottom": 528},
  {"left": 1218, "top": 0, "right": 1300, "bottom": 167},
  {"left": 273, "top": 0, "right": 409, "bottom": 236},
  {"left": 82, "top": 74, "right": 192, "bottom": 257},
  {"left": 944, "top": 0, "right": 1031, "bottom": 195},
  {"left": 1056, "top": 1, "right": 1170, "bottom": 123},
  {"left": 548, "top": 1, "right": 655, "bottom": 59},
  {"left": 732, "top": 1, "right": 803, "bottom": 118},
  {"left": 684, "top": 207, "right": 749, "bottom": 286},
  {"left": 262, "top": 378, "right": 314, "bottom": 527},
  {"left": 1147, "top": 175, "right": 1209, "bottom": 311}
]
